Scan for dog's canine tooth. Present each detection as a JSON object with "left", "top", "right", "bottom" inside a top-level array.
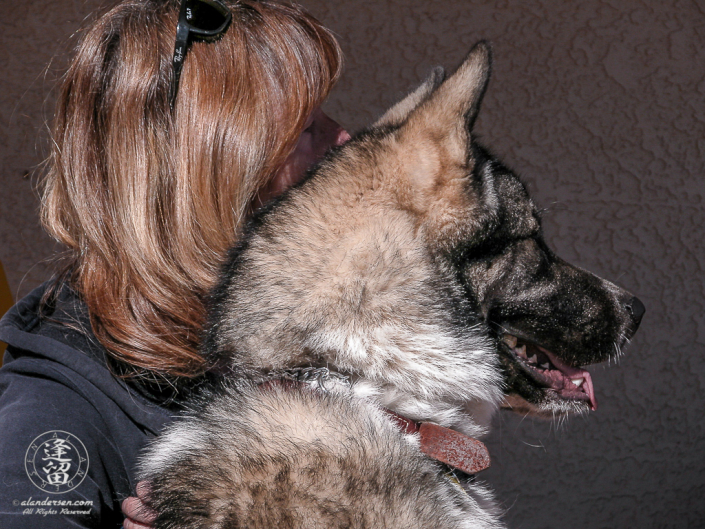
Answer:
[
  {"left": 517, "top": 345, "right": 527, "bottom": 358},
  {"left": 571, "top": 377, "right": 585, "bottom": 387},
  {"left": 540, "top": 362, "right": 550, "bottom": 370},
  {"left": 528, "top": 354, "right": 538, "bottom": 364}
]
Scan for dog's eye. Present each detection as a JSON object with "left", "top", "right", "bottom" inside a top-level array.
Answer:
[{"left": 455, "top": 238, "right": 511, "bottom": 265}]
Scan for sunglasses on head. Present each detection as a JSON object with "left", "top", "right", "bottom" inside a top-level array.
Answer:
[{"left": 169, "top": 0, "right": 233, "bottom": 109}]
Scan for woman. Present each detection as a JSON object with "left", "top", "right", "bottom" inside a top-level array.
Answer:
[{"left": 0, "top": 0, "right": 349, "bottom": 527}]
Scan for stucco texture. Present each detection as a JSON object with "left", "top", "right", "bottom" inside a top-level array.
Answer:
[{"left": 1, "top": 1, "right": 703, "bottom": 527}]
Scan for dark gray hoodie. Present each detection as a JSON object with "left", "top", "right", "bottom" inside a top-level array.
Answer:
[{"left": 0, "top": 282, "right": 184, "bottom": 528}]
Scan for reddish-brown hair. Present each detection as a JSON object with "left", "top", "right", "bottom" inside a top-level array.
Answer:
[{"left": 41, "top": 0, "right": 342, "bottom": 379}]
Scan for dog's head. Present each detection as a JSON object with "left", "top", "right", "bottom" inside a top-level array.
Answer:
[
  {"left": 365, "top": 42, "right": 644, "bottom": 417},
  {"left": 207, "top": 42, "right": 644, "bottom": 432}
]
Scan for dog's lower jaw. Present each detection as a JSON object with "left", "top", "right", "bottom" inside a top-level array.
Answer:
[
  {"left": 497, "top": 336, "right": 600, "bottom": 418},
  {"left": 501, "top": 393, "right": 591, "bottom": 420}
]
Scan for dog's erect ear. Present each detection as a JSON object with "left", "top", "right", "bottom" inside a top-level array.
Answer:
[
  {"left": 407, "top": 41, "right": 490, "bottom": 135},
  {"left": 373, "top": 67, "right": 445, "bottom": 129},
  {"left": 393, "top": 42, "right": 491, "bottom": 199}
]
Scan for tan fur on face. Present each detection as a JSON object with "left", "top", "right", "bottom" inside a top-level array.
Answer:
[{"left": 384, "top": 44, "right": 498, "bottom": 252}]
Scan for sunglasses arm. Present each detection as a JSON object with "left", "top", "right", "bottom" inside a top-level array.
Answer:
[{"left": 169, "top": 20, "right": 191, "bottom": 109}]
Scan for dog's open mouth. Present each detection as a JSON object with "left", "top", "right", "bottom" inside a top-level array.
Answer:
[{"left": 501, "top": 335, "right": 597, "bottom": 411}]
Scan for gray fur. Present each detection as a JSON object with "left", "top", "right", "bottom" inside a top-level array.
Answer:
[{"left": 141, "top": 383, "right": 502, "bottom": 529}]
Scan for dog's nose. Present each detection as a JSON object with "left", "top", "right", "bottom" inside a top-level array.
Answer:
[{"left": 625, "top": 296, "right": 645, "bottom": 331}]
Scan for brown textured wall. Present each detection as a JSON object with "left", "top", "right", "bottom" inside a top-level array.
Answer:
[{"left": 1, "top": 0, "right": 703, "bottom": 527}]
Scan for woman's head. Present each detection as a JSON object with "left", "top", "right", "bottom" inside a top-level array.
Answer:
[{"left": 42, "top": 0, "right": 344, "bottom": 379}]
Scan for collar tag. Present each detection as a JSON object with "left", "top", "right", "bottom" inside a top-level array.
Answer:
[
  {"left": 384, "top": 409, "right": 490, "bottom": 474},
  {"left": 418, "top": 422, "right": 490, "bottom": 474}
]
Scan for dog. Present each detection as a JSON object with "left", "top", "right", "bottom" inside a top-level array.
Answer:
[{"left": 137, "top": 42, "right": 644, "bottom": 528}]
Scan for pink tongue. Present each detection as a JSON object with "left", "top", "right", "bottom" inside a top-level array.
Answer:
[{"left": 539, "top": 347, "right": 597, "bottom": 411}]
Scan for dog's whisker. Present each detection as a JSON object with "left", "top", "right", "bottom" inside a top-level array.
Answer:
[{"left": 521, "top": 441, "right": 546, "bottom": 451}]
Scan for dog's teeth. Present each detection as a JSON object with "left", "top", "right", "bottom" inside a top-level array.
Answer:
[
  {"left": 571, "top": 377, "right": 584, "bottom": 387},
  {"left": 528, "top": 354, "right": 537, "bottom": 364},
  {"left": 540, "top": 362, "right": 550, "bottom": 370},
  {"left": 517, "top": 345, "right": 527, "bottom": 358},
  {"left": 503, "top": 335, "right": 518, "bottom": 348}
]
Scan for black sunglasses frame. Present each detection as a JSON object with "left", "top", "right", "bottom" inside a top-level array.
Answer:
[{"left": 169, "top": 0, "right": 233, "bottom": 109}]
